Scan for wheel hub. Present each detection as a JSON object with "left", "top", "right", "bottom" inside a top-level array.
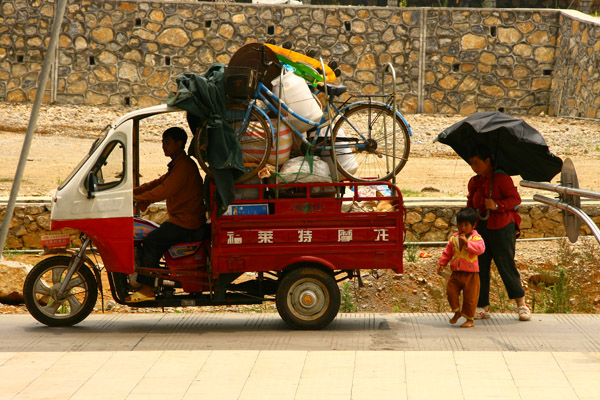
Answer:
[
  {"left": 299, "top": 290, "right": 318, "bottom": 308},
  {"left": 365, "top": 138, "right": 378, "bottom": 152}
]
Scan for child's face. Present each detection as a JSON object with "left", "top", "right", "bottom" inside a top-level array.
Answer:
[{"left": 457, "top": 221, "right": 474, "bottom": 236}]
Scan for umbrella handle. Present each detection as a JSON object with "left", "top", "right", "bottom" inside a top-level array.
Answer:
[{"left": 478, "top": 209, "right": 490, "bottom": 221}]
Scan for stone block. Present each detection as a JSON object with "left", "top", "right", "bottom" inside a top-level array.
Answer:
[
  {"left": 4, "top": 236, "right": 23, "bottom": 249},
  {"left": 6, "top": 89, "right": 27, "bottom": 102},
  {"left": 514, "top": 43, "right": 532, "bottom": 57},
  {"left": 0, "top": 261, "right": 29, "bottom": 303},
  {"left": 422, "top": 229, "right": 448, "bottom": 242},
  {"left": 534, "top": 47, "right": 555, "bottom": 63},
  {"left": 461, "top": 34, "right": 486, "bottom": 50},
  {"left": 527, "top": 30, "right": 550, "bottom": 45},
  {"left": 36, "top": 215, "right": 52, "bottom": 230},
  {"left": 434, "top": 218, "right": 449, "bottom": 230},
  {"left": 412, "top": 222, "right": 431, "bottom": 235},
  {"left": 150, "top": 9, "right": 165, "bottom": 22},
  {"left": 91, "top": 27, "right": 114, "bottom": 43},
  {"left": 85, "top": 92, "right": 109, "bottom": 105},
  {"left": 423, "top": 212, "right": 436, "bottom": 223},
  {"left": 157, "top": 28, "right": 189, "bottom": 47},
  {"left": 22, "top": 232, "right": 42, "bottom": 248},
  {"left": 498, "top": 27, "right": 521, "bottom": 44},
  {"left": 438, "top": 75, "right": 459, "bottom": 90}
]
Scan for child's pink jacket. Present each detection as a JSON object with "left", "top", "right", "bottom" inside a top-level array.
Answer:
[{"left": 438, "top": 229, "right": 485, "bottom": 272}]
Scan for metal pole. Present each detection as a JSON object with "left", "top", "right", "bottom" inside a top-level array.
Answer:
[
  {"left": 520, "top": 180, "right": 600, "bottom": 201},
  {"left": 533, "top": 194, "right": 600, "bottom": 245},
  {"left": 0, "top": 0, "right": 68, "bottom": 259}
]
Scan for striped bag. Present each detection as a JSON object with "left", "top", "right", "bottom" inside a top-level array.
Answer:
[{"left": 241, "top": 119, "right": 292, "bottom": 166}]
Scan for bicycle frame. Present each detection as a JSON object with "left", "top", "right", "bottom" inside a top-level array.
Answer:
[{"left": 238, "top": 80, "right": 406, "bottom": 154}]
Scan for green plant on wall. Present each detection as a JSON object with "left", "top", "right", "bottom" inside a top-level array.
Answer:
[{"left": 398, "top": 0, "right": 408, "bottom": 6}]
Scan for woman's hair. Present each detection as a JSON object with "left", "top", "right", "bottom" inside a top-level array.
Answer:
[
  {"left": 162, "top": 127, "right": 187, "bottom": 147},
  {"left": 457, "top": 207, "right": 478, "bottom": 225},
  {"left": 468, "top": 144, "right": 493, "bottom": 164}
]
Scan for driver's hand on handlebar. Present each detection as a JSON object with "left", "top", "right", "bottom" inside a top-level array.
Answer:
[{"left": 133, "top": 195, "right": 150, "bottom": 212}]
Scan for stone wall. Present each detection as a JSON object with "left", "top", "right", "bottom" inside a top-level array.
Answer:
[
  {"left": 422, "top": 8, "right": 560, "bottom": 115},
  {"left": 404, "top": 203, "right": 600, "bottom": 242},
  {"left": 1, "top": 1, "right": 599, "bottom": 117},
  {"left": 2, "top": 202, "right": 599, "bottom": 250},
  {"left": 549, "top": 11, "right": 600, "bottom": 118}
]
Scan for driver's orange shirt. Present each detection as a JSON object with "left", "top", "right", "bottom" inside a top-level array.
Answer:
[{"left": 134, "top": 152, "right": 206, "bottom": 230}]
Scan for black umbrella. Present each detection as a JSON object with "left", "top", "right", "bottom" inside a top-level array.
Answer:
[{"left": 435, "top": 111, "right": 563, "bottom": 182}]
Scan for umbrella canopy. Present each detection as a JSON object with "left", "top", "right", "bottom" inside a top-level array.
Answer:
[{"left": 435, "top": 112, "right": 563, "bottom": 182}]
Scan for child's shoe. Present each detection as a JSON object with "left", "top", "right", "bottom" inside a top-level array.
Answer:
[{"left": 474, "top": 307, "right": 491, "bottom": 320}]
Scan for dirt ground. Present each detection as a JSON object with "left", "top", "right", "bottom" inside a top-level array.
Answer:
[
  {"left": 2, "top": 102, "right": 600, "bottom": 316},
  {"left": 1, "top": 102, "right": 600, "bottom": 198}
]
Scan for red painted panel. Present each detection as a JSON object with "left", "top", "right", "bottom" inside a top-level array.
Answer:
[{"left": 52, "top": 217, "right": 134, "bottom": 274}]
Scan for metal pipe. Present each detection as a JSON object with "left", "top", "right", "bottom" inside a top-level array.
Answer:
[
  {"left": 520, "top": 180, "right": 600, "bottom": 201},
  {"left": 320, "top": 56, "right": 338, "bottom": 183},
  {"left": 58, "top": 237, "right": 91, "bottom": 294},
  {"left": 0, "top": 0, "right": 68, "bottom": 258},
  {"left": 381, "top": 62, "right": 397, "bottom": 184},
  {"left": 533, "top": 194, "right": 600, "bottom": 244}
]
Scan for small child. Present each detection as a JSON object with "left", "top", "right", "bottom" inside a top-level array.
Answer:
[{"left": 437, "top": 207, "right": 486, "bottom": 328}]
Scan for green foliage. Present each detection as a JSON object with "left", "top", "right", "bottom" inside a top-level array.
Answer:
[
  {"left": 530, "top": 238, "right": 600, "bottom": 315},
  {"left": 398, "top": 0, "right": 408, "bottom": 6},
  {"left": 400, "top": 188, "right": 424, "bottom": 197},
  {"left": 404, "top": 241, "right": 419, "bottom": 263},
  {"left": 340, "top": 281, "right": 357, "bottom": 312}
]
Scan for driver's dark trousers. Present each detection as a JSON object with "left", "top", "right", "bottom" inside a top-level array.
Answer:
[
  {"left": 476, "top": 220, "right": 525, "bottom": 308},
  {"left": 140, "top": 222, "right": 194, "bottom": 269}
]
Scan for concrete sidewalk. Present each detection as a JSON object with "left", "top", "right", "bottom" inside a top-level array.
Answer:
[{"left": 2, "top": 313, "right": 600, "bottom": 399}]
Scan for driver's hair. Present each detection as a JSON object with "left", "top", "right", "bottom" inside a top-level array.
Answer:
[{"left": 162, "top": 127, "right": 187, "bottom": 148}]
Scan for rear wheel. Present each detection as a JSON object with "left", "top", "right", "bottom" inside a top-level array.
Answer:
[
  {"left": 196, "top": 103, "right": 272, "bottom": 183},
  {"left": 276, "top": 268, "right": 340, "bottom": 330},
  {"left": 23, "top": 256, "right": 98, "bottom": 327},
  {"left": 332, "top": 104, "right": 410, "bottom": 182}
]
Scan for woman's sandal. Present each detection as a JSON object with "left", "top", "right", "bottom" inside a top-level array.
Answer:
[{"left": 518, "top": 305, "right": 531, "bottom": 321}]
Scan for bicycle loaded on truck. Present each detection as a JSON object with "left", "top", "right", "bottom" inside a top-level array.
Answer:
[{"left": 24, "top": 43, "right": 413, "bottom": 330}]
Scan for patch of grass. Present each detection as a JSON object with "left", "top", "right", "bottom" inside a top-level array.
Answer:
[
  {"left": 340, "top": 281, "right": 357, "bottom": 312},
  {"left": 529, "top": 238, "right": 600, "bottom": 314},
  {"left": 0, "top": 177, "right": 14, "bottom": 183},
  {"left": 404, "top": 241, "right": 419, "bottom": 263},
  {"left": 400, "top": 189, "right": 424, "bottom": 197}
]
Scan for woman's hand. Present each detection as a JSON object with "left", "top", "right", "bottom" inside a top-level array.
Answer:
[{"left": 484, "top": 198, "right": 498, "bottom": 211}]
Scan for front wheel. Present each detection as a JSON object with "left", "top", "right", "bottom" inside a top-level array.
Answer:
[
  {"left": 23, "top": 256, "right": 98, "bottom": 327},
  {"left": 276, "top": 268, "right": 340, "bottom": 330},
  {"left": 332, "top": 104, "right": 411, "bottom": 182}
]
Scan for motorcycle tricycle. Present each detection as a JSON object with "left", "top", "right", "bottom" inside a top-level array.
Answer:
[{"left": 23, "top": 105, "right": 405, "bottom": 330}]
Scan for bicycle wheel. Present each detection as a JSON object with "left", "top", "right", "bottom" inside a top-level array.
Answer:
[
  {"left": 332, "top": 103, "right": 410, "bottom": 182},
  {"left": 196, "top": 103, "right": 272, "bottom": 183}
]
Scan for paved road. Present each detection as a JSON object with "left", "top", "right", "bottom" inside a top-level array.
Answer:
[{"left": 2, "top": 313, "right": 600, "bottom": 399}]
